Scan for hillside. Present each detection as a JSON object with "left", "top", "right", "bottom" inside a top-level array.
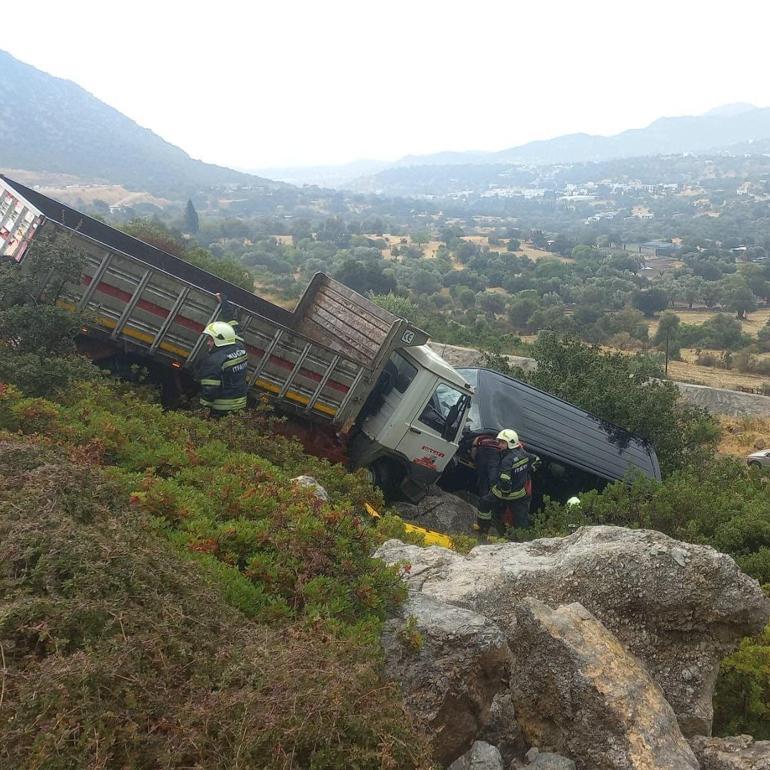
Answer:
[
  {"left": 393, "top": 104, "right": 770, "bottom": 168},
  {"left": 0, "top": 50, "right": 280, "bottom": 194}
]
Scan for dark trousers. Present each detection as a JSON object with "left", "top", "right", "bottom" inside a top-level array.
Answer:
[{"left": 477, "top": 494, "right": 532, "bottom": 535}]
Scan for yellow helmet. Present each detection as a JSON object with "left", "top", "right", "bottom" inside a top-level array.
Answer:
[
  {"left": 496, "top": 428, "right": 520, "bottom": 448},
  {"left": 202, "top": 321, "right": 237, "bottom": 347}
]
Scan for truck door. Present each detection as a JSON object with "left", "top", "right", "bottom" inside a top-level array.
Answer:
[{"left": 395, "top": 381, "right": 471, "bottom": 475}]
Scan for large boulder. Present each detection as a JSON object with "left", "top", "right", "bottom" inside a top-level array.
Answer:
[
  {"left": 375, "top": 526, "right": 770, "bottom": 736},
  {"left": 448, "top": 741, "right": 505, "bottom": 770},
  {"left": 514, "top": 748, "right": 577, "bottom": 769},
  {"left": 689, "top": 735, "right": 770, "bottom": 770},
  {"left": 477, "top": 691, "right": 526, "bottom": 766},
  {"left": 382, "top": 591, "right": 512, "bottom": 766},
  {"left": 393, "top": 486, "right": 477, "bottom": 534},
  {"left": 510, "top": 598, "right": 698, "bottom": 770}
]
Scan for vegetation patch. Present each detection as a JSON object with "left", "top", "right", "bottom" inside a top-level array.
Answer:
[{"left": 0, "top": 437, "right": 432, "bottom": 768}]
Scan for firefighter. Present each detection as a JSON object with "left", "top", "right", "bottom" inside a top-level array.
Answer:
[
  {"left": 476, "top": 428, "right": 541, "bottom": 535},
  {"left": 472, "top": 433, "right": 506, "bottom": 498},
  {"left": 196, "top": 318, "right": 249, "bottom": 416}
]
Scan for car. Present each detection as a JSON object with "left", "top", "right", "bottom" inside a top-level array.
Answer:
[{"left": 746, "top": 449, "right": 770, "bottom": 469}]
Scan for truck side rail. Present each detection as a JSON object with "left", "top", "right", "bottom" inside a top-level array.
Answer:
[{"left": 0, "top": 175, "right": 433, "bottom": 429}]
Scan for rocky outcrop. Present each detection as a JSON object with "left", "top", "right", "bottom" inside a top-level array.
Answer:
[
  {"left": 427, "top": 342, "right": 538, "bottom": 373},
  {"left": 509, "top": 598, "right": 698, "bottom": 769},
  {"left": 477, "top": 691, "right": 526, "bottom": 766},
  {"left": 674, "top": 382, "right": 770, "bottom": 418},
  {"left": 393, "top": 486, "right": 477, "bottom": 534},
  {"left": 382, "top": 591, "right": 512, "bottom": 766},
  {"left": 689, "top": 735, "right": 770, "bottom": 770},
  {"left": 448, "top": 741, "right": 505, "bottom": 770},
  {"left": 376, "top": 526, "right": 770, "bottom": 736}
]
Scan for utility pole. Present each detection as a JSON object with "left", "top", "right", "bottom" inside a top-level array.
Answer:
[{"left": 665, "top": 327, "right": 670, "bottom": 376}]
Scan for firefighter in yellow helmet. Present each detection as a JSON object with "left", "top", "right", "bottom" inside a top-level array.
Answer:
[
  {"left": 475, "top": 428, "right": 541, "bottom": 536},
  {"left": 195, "top": 295, "right": 249, "bottom": 416}
]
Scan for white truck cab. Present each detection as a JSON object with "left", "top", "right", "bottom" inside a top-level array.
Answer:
[{"left": 349, "top": 344, "right": 474, "bottom": 500}]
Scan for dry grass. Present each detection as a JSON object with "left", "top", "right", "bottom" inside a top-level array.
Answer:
[
  {"left": 33, "top": 183, "right": 170, "bottom": 208},
  {"left": 664, "top": 358, "right": 770, "bottom": 391},
  {"left": 717, "top": 415, "right": 770, "bottom": 457},
  {"left": 519, "top": 242, "right": 572, "bottom": 263},
  {"left": 648, "top": 307, "right": 770, "bottom": 339}
]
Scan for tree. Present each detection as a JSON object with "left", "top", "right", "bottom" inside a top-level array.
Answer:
[
  {"left": 334, "top": 260, "right": 396, "bottom": 295},
  {"left": 183, "top": 199, "right": 199, "bottom": 234},
  {"left": 653, "top": 312, "right": 681, "bottom": 359},
  {"left": 526, "top": 334, "right": 718, "bottom": 474},
  {"left": 508, "top": 295, "right": 541, "bottom": 330},
  {"left": 477, "top": 291, "right": 506, "bottom": 316},
  {"left": 571, "top": 245, "right": 601, "bottom": 261},
  {"left": 632, "top": 288, "right": 669, "bottom": 317},
  {"left": 721, "top": 276, "right": 757, "bottom": 319},
  {"left": 409, "top": 269, "right": 441, "bottom": 295}
]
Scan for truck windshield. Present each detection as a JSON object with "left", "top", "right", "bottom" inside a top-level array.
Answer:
[{"left": 418, "top": 383, "right": 471, "bottom": 441}]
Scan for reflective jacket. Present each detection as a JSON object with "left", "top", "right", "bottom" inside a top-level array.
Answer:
[
  {"left": 492, "top": 446, "right": 541, "bottom": 500},
  {"left": 196, "top": 342, "right": 249, "bottom": 413}
]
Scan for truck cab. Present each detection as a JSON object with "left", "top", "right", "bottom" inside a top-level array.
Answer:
[{"left": 348, "top": 345, "right": 473, "bottom": 501}]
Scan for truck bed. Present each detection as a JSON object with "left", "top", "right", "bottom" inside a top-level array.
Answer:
[{"left": 0, "top": 175, "right": 428, "bottom": 428}]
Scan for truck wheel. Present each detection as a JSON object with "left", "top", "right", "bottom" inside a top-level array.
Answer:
[
  {"left": 748, "top": 461, "right": 762, "bottom": 468},
  {"left": 367, "top": 459, "right": 403, "bottom": 500}
]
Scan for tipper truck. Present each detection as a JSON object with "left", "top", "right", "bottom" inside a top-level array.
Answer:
[
  {"left": 0, "top": 175, "right": 473, "bottom": 500},
  {"left": 0, "top": 175, "right": 661, "bottom": 504}
]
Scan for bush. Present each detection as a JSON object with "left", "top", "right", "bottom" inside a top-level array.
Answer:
[
  {"left": 0, "top": 380, "right": 402, "bottom": 625},
  {"left": 714, "top": 623, "right": 770, "bottom": 740},
  {"left": 0, "top": 231, "right": 103, "bottom": 397},
  {"left": 0, "top": 436, "right": 432, "bottom": 768}
]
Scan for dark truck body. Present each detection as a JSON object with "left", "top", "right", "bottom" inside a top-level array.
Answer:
[
  {"left": 0, "top": 175, "right": 428, "bottom": 431},
  {"left": 441, "top": 368, "right": 661, "bottom": 506}
]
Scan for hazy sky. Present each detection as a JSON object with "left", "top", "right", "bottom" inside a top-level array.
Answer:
[{"left": 7, "top": 0, "right": 770, "bottom": 169}]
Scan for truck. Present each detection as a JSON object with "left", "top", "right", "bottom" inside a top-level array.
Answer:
[
  {"left": 0, "top": 175, "right": 472, "bottom": 500},
  {"left": 0, "top": 174, "right": 661, "bottom": 505}
]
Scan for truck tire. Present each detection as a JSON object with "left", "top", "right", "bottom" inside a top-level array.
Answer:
[
  {"left": 748, "top": 460, "right": 762, "bottom": 468},
  {"left": 367, "top": 458, "right": 404, "bottom": 500}
]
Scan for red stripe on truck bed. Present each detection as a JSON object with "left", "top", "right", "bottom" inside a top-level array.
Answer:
[{"left": 82, "top": 276, "right": 350, "bottom": 394}]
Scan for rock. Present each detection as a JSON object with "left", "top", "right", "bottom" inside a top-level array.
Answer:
[
  {"left": 375, "top": 526, "right": 770, "bottom": 736},
  {"left": 510, "top": 598, "right": 698, "bottom": 770},
  {"left": 393, "top": 486, "right": 477, "bottom": 534},
  {"left": 689, "top": 735, "right": 770, "bottom": 769},
  {"left": 478, "top": 691, "right": 526, "bottom": 766},
  {"left": 514, "top": 750, "right": 577, "bottom": 769},
  {"left": 448, "top": 741, "right": 505, "bottom": 770},
  {"left": 427, "top": 342, "right": 537, "bottom": 374},
  {"left": 754, "top": 438, "right": 766, "bottom": 450},
  {"left": 382, "top": 591, "right": 512, "bottom": 766},
  {"left": 289, "top": 475, "right": 328, "bottom": 501}
]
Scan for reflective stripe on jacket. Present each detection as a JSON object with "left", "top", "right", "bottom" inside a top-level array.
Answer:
[{"left": 492, "top": 447, "right": 541, "bottom": 500}]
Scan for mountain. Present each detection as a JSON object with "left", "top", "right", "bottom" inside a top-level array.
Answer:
[
  {"left": 342, "top": 104, "right": 770, "bottom": 194},
  {"left": 0, "top": 49, "right": 280, "bottom": 194},
  {"left": 383, "top": 105, "right": 770, "bottom": 169},
  {"left": 251, "top": 158, "right": 390, "bottom": 188}
]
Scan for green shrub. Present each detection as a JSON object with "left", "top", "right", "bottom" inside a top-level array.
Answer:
[
  {"left": 0, "top": 436, "right": 432, "bottom": 769},
  {"left": 714, "top": 623, "right": 770, "bottom": 740}
]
